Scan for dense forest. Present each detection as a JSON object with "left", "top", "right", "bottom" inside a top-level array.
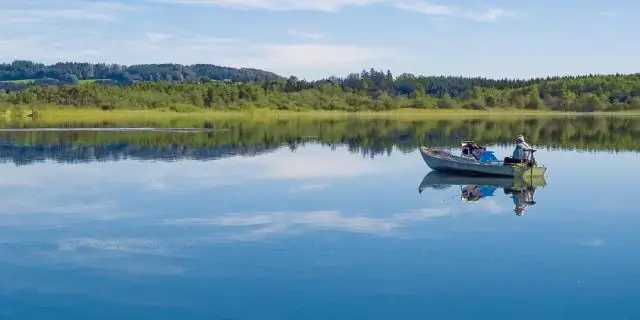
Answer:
[
  {"left": 1, "top": 60, "right": 639, "bottom": 112},
  {"left": 0, "top": 116, "right": 637, "bottom": 166},
  {"left": 0, "top": 60, "right": 282, "bottom": 89}
]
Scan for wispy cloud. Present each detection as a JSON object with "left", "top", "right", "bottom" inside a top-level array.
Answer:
[
  {"left": 596, "top": 10, "right": 617, "bottom": 17},
  {"left": 0, "top": 195, "right": 136, "bottom": 229},
  {"left": 145, "top": 32, "right": 173, "bottom": 43},
  {"left": 162, "top": 207, "right": 452, "bottom": 241},
  {"left": 25, "top": 237, "right": 187, "bottom": 276},
  {"left": 287, "top": 183, "right": 328, "bottom": 193},
  {"left": 0, "top": 0, "right": 514, "bottom": 79},
  {"left": 153, "top": 0, "right": 515, "bottom": 21},
  {"left": 0, "top": 1, "right": 135, "bottom": 25},
  {"left": 57, "top": 238, "right": 165, "bottom": 254},
  {"left": 393, "top": 1, "right": 515, "bottom": 22},
  {"left": 287, "top": 29, "right": 325, "bottom": 40},
  {"left": 228, "top": 43, "right": 406, "bottom": 78},
  {"left": 0, "top": 29, "right": 402, "bottom": 78},
  {"left": 154, "top": 0, "right": 383, "bottom": 11}
]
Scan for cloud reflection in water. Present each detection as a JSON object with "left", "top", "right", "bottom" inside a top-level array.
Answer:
[
  {"left": 0, "top": 144, "right": 513, "bottom": 278},
  {"left": 163, "top": 208, "right": 453, "bottom": 241}
]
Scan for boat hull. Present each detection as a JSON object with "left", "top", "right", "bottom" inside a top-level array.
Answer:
[{"left": 419, "top": 146, "right": 547, "bottom": 178}]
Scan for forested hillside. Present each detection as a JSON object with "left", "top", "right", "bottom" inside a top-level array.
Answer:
[
  {"left": 1, "top": 61, "right": 639, "bottom": 112},
  {"left": 0, "top": 60, "right": 283, "bottom": 90}
]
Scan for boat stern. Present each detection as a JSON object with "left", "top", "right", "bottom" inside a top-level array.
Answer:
[{"left": 520, "top": 165, "right": 547, "bottom": 178}]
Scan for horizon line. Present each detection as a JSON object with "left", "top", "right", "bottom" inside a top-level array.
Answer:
[{"left": 2, "top": 59, "right": 639, "bottom": 82}]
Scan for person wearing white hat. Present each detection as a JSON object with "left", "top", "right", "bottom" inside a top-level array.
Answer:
[{"left": 504, "top": 134, "right": 531, "bottom": 164}]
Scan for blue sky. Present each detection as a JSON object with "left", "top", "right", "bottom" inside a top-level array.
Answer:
[{"left": 1, "top": 0, "right": 639, "bottom": 80}]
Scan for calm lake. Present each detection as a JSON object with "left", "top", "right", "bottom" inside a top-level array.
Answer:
[{"left": 0, "top": 116, "right": 638, "bottom": 319}]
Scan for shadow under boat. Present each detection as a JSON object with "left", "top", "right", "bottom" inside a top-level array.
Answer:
[{"left": 418, "top": 170, "right": 547, "bottom": 216}]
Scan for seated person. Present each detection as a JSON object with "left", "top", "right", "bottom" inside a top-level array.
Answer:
[
  {"left": 462, "top": 142, "right": 486, "bottom": 160},
  {"left": 504, "top": 135, "right": 531, "bottom": 164},
  {"left": 471, "top": 147, "right": 485, "bottom": 160}
]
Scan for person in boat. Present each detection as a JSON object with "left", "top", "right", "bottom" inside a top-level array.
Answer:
[
  {"left": 462, "top": 141, "right": 486, "bottom": 160},
  {"left": 504, "top": 135, "right": 531, "bottom": 164}
]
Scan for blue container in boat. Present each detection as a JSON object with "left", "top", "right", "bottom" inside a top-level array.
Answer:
[{"left": 479, "top": 151, "right": 498, "bottom": 163}]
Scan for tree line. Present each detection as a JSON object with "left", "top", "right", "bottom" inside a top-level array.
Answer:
[
  {"left": 0, "top": 116, "right": 637, "bottom": 166},
  {"left": 1, "top": 71, "right": 639, "bottom": 112},
  {"left": 1, "top": 61, "right": 639, "bottom": 112}
]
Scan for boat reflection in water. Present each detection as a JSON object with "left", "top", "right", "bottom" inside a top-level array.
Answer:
[{"left": 418, "top": 171, "right": 547, "bottom": 216}]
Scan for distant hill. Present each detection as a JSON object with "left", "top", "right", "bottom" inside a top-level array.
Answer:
[{"left": 0, "top": 60, "right": 284, "bottom": 90}]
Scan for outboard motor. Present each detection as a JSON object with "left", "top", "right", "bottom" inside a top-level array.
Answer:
[{"left": 525, "top": 148, "right": 537, "bottom": 166}]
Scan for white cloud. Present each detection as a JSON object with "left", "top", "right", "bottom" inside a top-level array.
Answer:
[
  {"left": 287, "top": 29, "right": 325, "bottom": 40},
  {"left": 163, "top": 207, "right": 453, "bottom": 241},
  {"left": 0, "top": 0, "right": 503, "bottom": 78},
  {"left": 394, "top": 1, "right": 451, "bottom": 15},
  {"left": 0, "top": 29, "right": 404, "bottom": 79},
  {"left": 0, "top": 1, "right": 135, "bottom": 25},
  {"left": 155, "top": 0, "right": 383, "bottom": 11},
  {"left": 235, "top": 44, "right": 396, "bottom": 70},
  {"left": 393, "top": 1, "right": 514, "bottom": 22},
  {"left": 153, "top": 0, "right": 515, "bottom": 21},
  {"left": 225, "top": 43, "right": 412, "bottom": 78}
]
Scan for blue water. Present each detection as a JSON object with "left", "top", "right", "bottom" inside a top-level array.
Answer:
[{"left": 0, "top": 143, "right": 638, "bottom": 319}]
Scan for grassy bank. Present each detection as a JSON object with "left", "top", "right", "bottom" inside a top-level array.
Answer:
[
  {"left": 0, "top": 106, "right": 639, "bottom": 129},
  {"left": 3, "top": 106, "right": 640, "bottom": 124}
]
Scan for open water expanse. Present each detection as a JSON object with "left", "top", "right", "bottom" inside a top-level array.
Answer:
[{"left": 0, "top": 116, "right": 638, "bottom": 319}]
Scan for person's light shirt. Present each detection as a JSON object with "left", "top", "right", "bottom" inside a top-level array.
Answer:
[{"left": 512, "top": 141, "right": 531, "bottom": 160}]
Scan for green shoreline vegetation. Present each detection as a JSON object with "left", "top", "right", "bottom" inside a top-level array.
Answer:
[
  {"left": 6, "top": 107, "right": 640, "bottom": 125},
  {"left": 0, "top": 61, "right": 639, "bottom": 121}
]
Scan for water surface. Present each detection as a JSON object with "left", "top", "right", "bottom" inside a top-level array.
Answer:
[{"left": 0, "top": 117, "right": 638, "bottom": 319}]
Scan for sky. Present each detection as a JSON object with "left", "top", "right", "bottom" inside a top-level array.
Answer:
[{"left": 0, "top": 0, "right": 639, "bottom": 80}]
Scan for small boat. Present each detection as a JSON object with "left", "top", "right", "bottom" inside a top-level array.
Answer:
[{"left": 418, "top": 141, "right": 547, "bottom": 178}]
